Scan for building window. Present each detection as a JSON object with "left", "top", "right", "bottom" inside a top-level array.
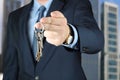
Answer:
[
  {"left": 108, "top": 40, "right": 117, "bottom": 46},
  {"left": 109, "top": 6, "right": 117, "bottom": 12},
  {"left": 108, "top": 34, "right": 117, "bottom": 39},
  {"left": 109, "top": 74, "right": 117, "bottom": 79},
  {"left": 108, "top": 13, "right": 116, "bottom": 19},
  {"left": 108, "top": 27, "right": 116, "bottom": 32},
  {"left": 109, "top": 67, "right": 117, "bottom": 72},
  {"left": 108, "top": 47, "right": 117, "bottom": 52},
  {"left": 109, "top": 60, "right": 117, "bottom": 65},
  {"left": 108, "top": 20, "right": 117, "bottom": 26}
]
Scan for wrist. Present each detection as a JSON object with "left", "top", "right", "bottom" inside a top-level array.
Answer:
[{"left": 63, "top": 25, "right": 73, "bottom": 45}]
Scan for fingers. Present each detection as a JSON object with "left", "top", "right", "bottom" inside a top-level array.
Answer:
[
  {"left": 44, "top": 24, "right": 61, "bottom": 31},
  {"left": 35, "top": 11, "right": 67, "bottom": 30},
  {"left": 44, "top": 30, "right": 63, "bottom": 46},
  {"left": 34, "top": 22, "right": 62, "bottom": 31},
  {"left": 40, "top": 17, "right": 67, "bottom": 26},
  {"left": 40, "top": 11, "right": 67, "bottom": 25},
  {"left": 44, "top": 31, "right": 57, "bottom": 38}
]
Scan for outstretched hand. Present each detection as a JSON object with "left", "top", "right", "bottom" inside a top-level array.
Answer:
[{"left": 35, "top": 11, "right": 70, "bottom": 46}]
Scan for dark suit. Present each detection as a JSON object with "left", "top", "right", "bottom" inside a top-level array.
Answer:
[{"left": 3, "top": 0, "right": 104, "bottom": 80}]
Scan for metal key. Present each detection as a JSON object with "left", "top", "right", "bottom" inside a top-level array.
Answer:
[{"left": 35, "top": 27, "right": 44, "bottom": 62}]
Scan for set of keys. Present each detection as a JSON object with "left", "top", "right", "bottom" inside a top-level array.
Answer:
[{"left": 34, "top": 23, "right": 45, "bottom": 62}]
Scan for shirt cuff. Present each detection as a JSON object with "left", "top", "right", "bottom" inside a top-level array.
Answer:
[{"left": 62, "top": 23, "right": 78, "bottom": 48}]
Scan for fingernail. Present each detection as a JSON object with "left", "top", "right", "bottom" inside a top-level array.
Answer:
[{"left": 51, "top": 12, "right": 57, "bottom": 16}]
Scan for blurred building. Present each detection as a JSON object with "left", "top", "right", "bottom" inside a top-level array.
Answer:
[
  {"left": 82, "top": 0, "right": 101, "bottom": 80},
  {"left": 4, "top": 0, "right": 31, "bottom": 26},
  {"left": 101, "top": 2, "right": 119, "bottom": 80}
]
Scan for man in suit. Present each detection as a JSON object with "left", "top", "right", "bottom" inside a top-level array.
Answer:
[{"left": 3, "top": 0, "right": 104, "bottom": 80}]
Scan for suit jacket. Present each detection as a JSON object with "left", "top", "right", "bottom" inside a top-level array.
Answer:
[{"left": 3, "top": 0, "right": 104, "bottom": 80}]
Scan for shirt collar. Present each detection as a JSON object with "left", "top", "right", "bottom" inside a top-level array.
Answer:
[{"left": 33, "top": 0, "right": 53, "bottom": 14}]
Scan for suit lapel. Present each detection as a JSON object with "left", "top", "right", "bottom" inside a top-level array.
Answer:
[
  {"left": 36, "top": 0, "right": 65, "bottom": 74},
  {"left": 19, "top": 1, "right": 35, "bottom": 76}
]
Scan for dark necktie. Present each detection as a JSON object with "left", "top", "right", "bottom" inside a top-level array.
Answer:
[{"left": 33, "top": 6, "right": 46, "bottom": 58}]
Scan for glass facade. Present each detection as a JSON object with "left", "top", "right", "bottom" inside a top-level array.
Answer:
[
  {"left": 108, "top": 47, "right": 117, "bottom": 52},
  {"left": 109, "top": 6, "right": 117, "bottom": 12},
  {"left": 108, "top": 13, "right": 116, "bottom": 19},
  {"left": 108, "top": 20, "right": 117, "bottom": 25},
  {"left": 109, "top": 67, "right": 117, "bottom": 72},
  {"left": 108, "top": 34, "right": 117, "bottom": 39},
  {"left": 108, "top": 40, "right": 117, "bottom": 45},
  {"left": 108, "top": 27, "right": 116, "bottom": 32},
  {"left": 109, "top": 60, "right": 117, "bottom": 65},
  {"left": 109, "top": 74, "right": 117, "bottom": 79}
]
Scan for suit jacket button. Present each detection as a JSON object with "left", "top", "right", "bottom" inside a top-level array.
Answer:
[
  {"left": 35, "top": 76, "right": 39, "bottom": 80},
  {"left": 82, "top": 47, "right": 89, "bottom": 53}
]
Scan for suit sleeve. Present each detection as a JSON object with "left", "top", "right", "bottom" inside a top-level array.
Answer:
[
  {"left": 74, "top": 0, "right": 104, "bottom": 54},
  {"left": 3, "top": 13, "right": 18, "bottom": 80}
]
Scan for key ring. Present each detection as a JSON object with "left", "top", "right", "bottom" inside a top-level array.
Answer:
[
  {"left": 34, "top": 23, "right": 45, "bottom": 41},
  {"left": 35, "top": 23, "right": 45, "bottom": 33}
]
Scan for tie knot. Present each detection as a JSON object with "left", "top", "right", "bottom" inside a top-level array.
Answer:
[{"left": 38, "top": 6, "right": 46, "bottom": 13}]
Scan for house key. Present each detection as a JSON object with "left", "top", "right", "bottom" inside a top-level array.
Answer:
[{"left": 35, "top": 23, "right": 45, "bottom": 62}]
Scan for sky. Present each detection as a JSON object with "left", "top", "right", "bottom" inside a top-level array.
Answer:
[{"left": 101, "top": 0, "right": 120, "bottom": 6}]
